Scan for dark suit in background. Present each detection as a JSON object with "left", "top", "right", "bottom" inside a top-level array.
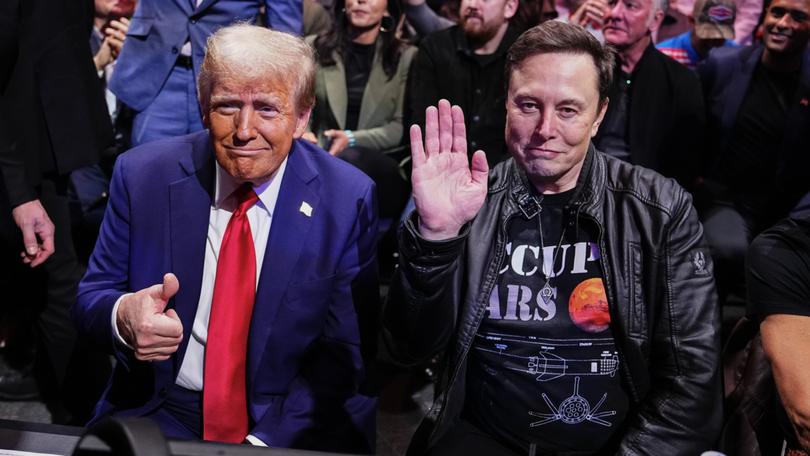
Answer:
[
  {"left": 697, "top": 44, "right": 810, "bottom": 301},
  {"left": 0, "top": 0, "right": 113, "bottom": 422},
  {"left": 594, "top": 43, "right": 706, "bottom": 189}
]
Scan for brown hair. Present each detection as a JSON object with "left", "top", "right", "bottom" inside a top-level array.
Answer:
[{"left": 505, "top": 21, "right": 615, "bottom": 103}]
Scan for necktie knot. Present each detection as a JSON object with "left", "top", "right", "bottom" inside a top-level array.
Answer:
[{"left": 232, "top": 184, "right": 259, "bottom": 216}]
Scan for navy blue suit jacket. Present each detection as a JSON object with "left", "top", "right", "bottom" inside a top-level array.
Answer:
[
  {"left": 109, "top": 0, "right": 303, "bottom": 111},
  {"left": 74, "top": 131, "right": 379, "bottom": 452},
  {"left": 698, "top": 44, "right": 810, "bottom": 216}
]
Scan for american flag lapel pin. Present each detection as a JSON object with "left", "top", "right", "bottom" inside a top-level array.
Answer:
[{"left": 299, "top": 201, "right": 313, "bottom": 217}]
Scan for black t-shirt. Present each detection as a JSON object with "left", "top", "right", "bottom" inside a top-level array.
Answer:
[
  {"left": 466, "top": 189, "right": 629, "bottom": 454},
  {"left": 344, "top": 41, "right": 376, "bottom": 132},
  {"left": 746, "top": 211, "right": 810, "bottom": 450},
  {"left": 747, "top": 211, "right": 810, "bottom": 317},
  {"left": 724, "top": 64, "right": 799, "bottom": 210}
]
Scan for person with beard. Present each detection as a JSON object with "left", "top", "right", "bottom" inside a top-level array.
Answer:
[
  {"left": 406, "top": 0, "right": 520, "bottom": 165},
  {"left": 591, "top": 0, "right": 706, "bottom": 189},
  {"left": 697, "top": 0, "right": 810, "bottom": 305}
]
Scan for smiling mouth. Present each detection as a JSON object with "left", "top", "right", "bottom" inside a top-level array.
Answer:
[
  {"left": 526, "top": 147, "right": 562, "bottom": 156},
  {"left": 226, "top": 146, "right": 267, "bottom": 156}
]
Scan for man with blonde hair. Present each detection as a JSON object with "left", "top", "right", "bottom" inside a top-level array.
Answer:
[{"left": 74, "top": 24, "right": 379, "bottom": 452}]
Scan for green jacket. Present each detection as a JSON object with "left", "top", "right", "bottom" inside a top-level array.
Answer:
[{"left": 306, "top": 35, "right": 416, "bottom": 152}]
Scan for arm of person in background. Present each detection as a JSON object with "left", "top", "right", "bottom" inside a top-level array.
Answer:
[
  {"left": 382, "top": 100, "right": 488, "bottom": 365},
  {"left": 104, "top": 17, "right": 130, "bottom": 58},
  {"left": 749, "top": 221, "right": 810, "bottom": 451},
  {"left": 733, "top": 0, "right": 763, "bottom": 45},
  {"left": 264, "top": 0, "right": 304, "bottom": 35},
  {"left": 618, "top": 189, "right": 723, "bottom": 454},
  {"left": 0, "top": 82, "right": 54, "bottom": 267},
  {"left": 404, "top": 0, "right": 454, "bottom": 37},
  {"left": 762, "top": 315, "right": 810, "bottom": 451},
  {"left": 569, "top": 0, "right": 608, "bottom": 28}
]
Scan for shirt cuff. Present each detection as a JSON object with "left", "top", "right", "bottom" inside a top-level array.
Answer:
[
  {"left": 111, "top": 293, "right": 134, "bottom": 350},
  {"left": 245, "top": 434, "right": 268, "bottom": 446}
]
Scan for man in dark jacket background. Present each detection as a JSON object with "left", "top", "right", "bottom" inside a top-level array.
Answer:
[
  {"left": 697, "top": 0, "right": 810, "bottom": 303},
  {"left": 384, "top": 20, "right": 721, "bottom": 455},
  {"left": 595, "top": 0, "right": 706, "bottom": 189}
]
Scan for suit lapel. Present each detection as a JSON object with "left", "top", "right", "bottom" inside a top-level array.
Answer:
[
  {"left": 248, "top": 141, "right": 320, "bottom": 386},
  {"left": 169, "top": 135, "right": 215, "bottom": 372},
  {"left": 323, "top": 54, "right": 348, "bottom": 130},
  {"left": 722, "top": 46, "right": 762, "bottom": 132}
]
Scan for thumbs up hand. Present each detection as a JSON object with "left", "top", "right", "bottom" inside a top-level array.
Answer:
[{"left": 116, "top": 273, "right": 184, "bottom": 361}]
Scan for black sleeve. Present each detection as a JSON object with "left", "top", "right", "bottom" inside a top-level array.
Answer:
[
  {"left": 747, "top": 221, "right": 810, "bottom": 317},
  {"left": 406, "top": 40, "right": 440, "bottom": 134},
  {"left": 673, "top": 69, "right": 706, "bottom": 191},
  {"left": 0, "top": 0, "right": 37, "bottom": 207}
]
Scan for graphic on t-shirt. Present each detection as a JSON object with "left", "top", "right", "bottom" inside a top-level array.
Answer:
[
  {"left": 475, "top": 335, "right": 620, "bottom": 381},
  {"left": 568, "top": 278, "right": 610, "bottom": 333},
  {"left": 528, "top": 376, "right": 617, "bottom": 427},
  {"left": 466, "top": 212, "right": 629, "bottom": 451}
]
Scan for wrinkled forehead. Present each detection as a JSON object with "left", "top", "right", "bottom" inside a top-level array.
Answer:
[
  {"left": 509, "top": 52, "right": 600, "bottom": 92},
  {"left": 208, "top": 73, "right": 295, "bottom": 102}
]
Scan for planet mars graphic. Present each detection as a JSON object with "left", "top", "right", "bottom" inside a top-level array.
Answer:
[{"left": 569, "top": 278, "right": 610, "bottom": 333}]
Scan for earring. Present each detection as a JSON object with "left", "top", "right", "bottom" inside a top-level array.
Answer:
[{"left": 380, "top": 15, "right": 394, "bottom": 32}]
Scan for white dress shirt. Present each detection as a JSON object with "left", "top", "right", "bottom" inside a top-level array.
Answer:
[{"left": 111, "top": 158, "right": 287, "bottom": 445}]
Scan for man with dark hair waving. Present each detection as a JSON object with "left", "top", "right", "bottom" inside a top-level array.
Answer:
[{"left": 384, "top": 20, "right": 721, "bottom": 455}]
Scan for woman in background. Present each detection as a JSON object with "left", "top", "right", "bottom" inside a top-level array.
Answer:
[{"left": 305, "top": 0, "right": 415, "bottom": 230}]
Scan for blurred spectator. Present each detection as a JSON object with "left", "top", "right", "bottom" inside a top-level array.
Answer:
[
  {"left": 657, "top": 0, "right": 691, "bottom": 42},
  {"left": 593, "top": 0, "right": 706, "bottom": 187},
  {"left": 109, "top": 0, "right": 303, "bottom": 147},
  {"left": 670, "top": 0, "right": 764, "bottom": 44},
  {"left": 558, "top": 0, "right": 608, "bottom": 41},
  {"left": 407, "top": 0, "right": 520, "bottom": 164},
  {"left": 404, "top": 0, "right": 455, "bottom": 36},
  {"left": 697, "top": 0, "right": 810, "bottom": 303},
  {"left": 0, "top": 0, "right": 113, "bottom": 421},
  {"left": 747, "top": 210, "right": 810, "bottom": 454},
  {"left": 404, "top": 0, "right": 556, "bottom": 40},
  {"left": 70, "top": 0, "right": 138, "bottom": 261},
  {"left": 305, "top": 0, "right": 415, "bottom": 223},
  {"left": 657, "top": 0, "right": 738, "bottom": 69}
]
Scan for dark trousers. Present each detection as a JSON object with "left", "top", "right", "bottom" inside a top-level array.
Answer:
[
  {"left": 0, "top": 176, "right": 109, "bottom": 423},
  {"left": 427, "top": 419, "right": 523, "bottom": 456},
  {"left": 144, "top": 384, "right": 203, "bottom": 440}
]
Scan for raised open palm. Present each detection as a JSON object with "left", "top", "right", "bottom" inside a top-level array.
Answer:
[{"left": 410, "top": 99, "right": 489, "bottom": 240}]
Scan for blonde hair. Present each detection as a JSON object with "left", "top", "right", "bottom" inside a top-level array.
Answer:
[{"left": 197, "top": 23, "right": 316, "bottom": 114}]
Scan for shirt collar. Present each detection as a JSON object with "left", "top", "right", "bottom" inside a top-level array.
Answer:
[{"left": 213, "top": 158, "right": 288, "bottom": 215}]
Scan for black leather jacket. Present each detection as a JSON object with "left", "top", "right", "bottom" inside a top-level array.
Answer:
[{"left": 383, "top": 147, "right": 722, "bottom": 455}]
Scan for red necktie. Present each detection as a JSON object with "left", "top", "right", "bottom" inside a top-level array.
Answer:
[{"left": 203, "top": 184, "right": 259, "bottom": 442}]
